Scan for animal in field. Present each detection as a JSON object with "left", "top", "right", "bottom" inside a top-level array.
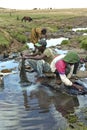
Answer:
[{"left": 21, "top": 16, "right": 33, "bottom": 22}]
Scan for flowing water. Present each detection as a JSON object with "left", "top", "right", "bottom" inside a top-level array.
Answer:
[
  {"left": 0, "top": 59, "right": 87, "bottom": 130},
  {"left": 0, "top": 36, "right": 87, "bottom": 130}
]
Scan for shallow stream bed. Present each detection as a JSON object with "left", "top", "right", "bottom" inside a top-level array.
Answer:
[{"left": 0, "top": 59, "right": 87, "bottom": 130}]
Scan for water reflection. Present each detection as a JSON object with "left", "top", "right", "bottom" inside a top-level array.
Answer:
[
  {"left": 17, "top": 80, "right": 80, "bottom": 130},
  {"left": 0, "top": 77, "right": 4, "bottom": 91},
  {"left": 54, "top": 93, "right": 79, "bottom": 117},
  {"left": 20, "top": 85, "right": 30, "bottom": 110},
  {"left": 19, "top": 58, "right": 87, "bottom": 129},
  {"left": 24, "top": 84, "right": 79, "bottom": 117},
  {"left": 0, "top": 51, "right": 87, "bottom": 129}
]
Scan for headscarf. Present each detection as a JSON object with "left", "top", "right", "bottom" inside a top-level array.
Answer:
[{"left": 63, "top": 51, "right": 80, "bottom": 63}]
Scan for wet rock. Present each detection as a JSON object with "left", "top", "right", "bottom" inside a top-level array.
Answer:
[
  {"left": 9, "top": 52, "right": 19, "bottom": 59},
  {"left": 1, "top": 69, "right": 12, "bottom": 73},
  {"left": 0, "top": 54, "right": 3, "bottom": 61},
  {"left": 3, "top": 52, "right": 9, "bottom": 59},
  {"left": 44, "top": 72, "right": 56, "bottom": 78}
]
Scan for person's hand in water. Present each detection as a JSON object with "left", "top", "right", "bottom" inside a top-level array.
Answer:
[{"left": 72, "top": 83, "right": 84, "bottom": 91}]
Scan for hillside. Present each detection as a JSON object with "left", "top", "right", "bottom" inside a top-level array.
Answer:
[{"left": 0, "top": 8, "right": 87, "bottom": 55}]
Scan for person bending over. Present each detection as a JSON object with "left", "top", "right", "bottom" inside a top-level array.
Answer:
[
  {"left": 30, "top": 27, "right": 47, "bottom": 44},
  {"left": 50, "top": 51, "right": 83, "bottom": 91},
  {"left": 23, "top": 39, "right": 55, "bottom": 79}
]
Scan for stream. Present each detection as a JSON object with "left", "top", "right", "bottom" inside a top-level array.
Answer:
[
  {"left": 0, "top": 58, "right": 87, "bottom": 130},
  {"left": 0, "top": 37, "right": 87, "bottom": 130}
]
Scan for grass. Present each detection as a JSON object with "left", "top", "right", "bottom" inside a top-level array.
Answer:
[
  {"left": 0, "top": 8, "right": 87, "bottom": 51},
  {"left": 0, "top": 32, "right": 9, "bottom": 46}
]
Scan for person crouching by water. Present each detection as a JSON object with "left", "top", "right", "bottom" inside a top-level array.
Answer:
[
  {"left": 30, "top": 28, "right": 47, "bottom": 44},
  {"left": 22, "top": 39, "right": 55, "bottom": 81},
  {"left": 30, "top": 28, "right": 47, "bottom": 52},
  {"left": 50, "top": 51, "right": 83, "bottom": 91}
]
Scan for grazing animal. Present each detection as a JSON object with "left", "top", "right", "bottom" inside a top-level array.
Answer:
[{"left": 21, "top": 16, "right": 32, "bottom": 22}]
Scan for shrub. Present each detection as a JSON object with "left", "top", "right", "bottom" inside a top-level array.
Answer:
[
  {"left": 16, "top": 34, "right": 27, "bottom": 43},
  {"left": 19, "top": 44, "right": 29, "bottom": 51},
  {"left": 0, "top": 32, "right": 9, "bottom": 47},
  {"left": 10, "top": 32, "right": 27, "bottom": 43},
  {"left": 61, "top": 39, "right": 70, "bottom": 45},
  {"left": 80, "top": 39, "right": 87, "bottom": 50},
  {"left": 77, "top": 35, "right": 86, "bottom": 43},
  {"left": 78, "top": 36, "right": 87, "bottom": 50}
]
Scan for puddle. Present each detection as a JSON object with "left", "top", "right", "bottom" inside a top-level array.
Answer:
[
  {"left": 27, "top": 37, "right": 68, "bottom": 50},
  {"left": 46, "top": 37, "right": 68, "bottom": 47},
  {"left": 0, "top": 59, "right": 18, "bottom": 72},
  {"left": 72, "top": 27, "right": 87, "bottom": 32}
]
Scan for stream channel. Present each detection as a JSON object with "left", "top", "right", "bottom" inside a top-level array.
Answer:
[{"left": 0, "top": 37, "right": 87, "bottom": 130}]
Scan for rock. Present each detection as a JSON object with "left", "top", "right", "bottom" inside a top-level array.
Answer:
[
  {"left": 44, "top": 72, "right": 56, "bottom": 78},
  {"left": 76, "top": 70, "right": 87, "bottom": 78},
  {"left": 1, "top": 69, "right": 12, "bottom": 73}
]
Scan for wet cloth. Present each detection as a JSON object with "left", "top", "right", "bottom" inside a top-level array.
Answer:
[{"left": 62, "top": 79, "right": 87, "bottom": 95}]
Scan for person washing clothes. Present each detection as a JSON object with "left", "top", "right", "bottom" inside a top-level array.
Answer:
[
  {"left": 22, "top": 39, "right": 55, "bottom": 80},
  {"left": 50, "top": 51, "right": 83, "bottom": 91},
  {"left": 30, "top": 27, "right": 47, "bottom": 44},
  {"left": 29, "top": 27, "right": 47, "bottom": 53}
]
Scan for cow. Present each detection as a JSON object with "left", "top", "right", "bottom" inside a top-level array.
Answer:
[{"left": 21, "top": 16, "right": 33, "bottom": 22}]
